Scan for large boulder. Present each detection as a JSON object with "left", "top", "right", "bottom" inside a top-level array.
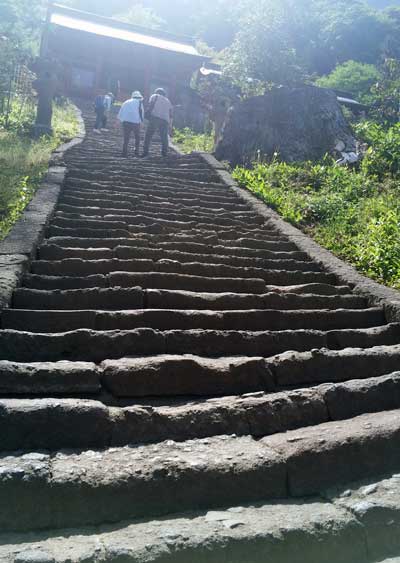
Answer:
[{"left": 215, "top": 85, "right": 357, "bottom": 166}]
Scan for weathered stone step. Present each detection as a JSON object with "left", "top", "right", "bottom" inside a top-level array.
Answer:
[
  {"left": 13, "top": 287, "right": 366, "bottom": 311},
  {"left": 23, "top": 272, "right": 267, "bottom": 293},
  {"left": 30, "top": 258, "right": 335, "bottom": 285},
  {"left": 99, "top": 348, "right": 400, "bottom": 397},
  {"left": 1, "top": 307, "right": 385, "bottom": 333},
  {"left": 46, "top": 233, "right": 297, "bottom": 252},
  {"left": 270, "top": 343, "right": 400, "bottom": 386},
  {"left": 57, "top": 203, "right": 261, "bottom": 224},
  {"left": 47, "top": 221, "right": 283, "bottom": 240},
  {"left": 45, "top": 237, "right": 306, "bottom": 261},
  {"left": 48, "top": 219, "right": 281, "bottom": 242},
  {"left": 60, "top": 192, "right": 251, "bottom": 212},
  {"left": 64, "top": 178, "right": 235, "bottom": 201},
  {"left": 1, "top": 373, "right": 400, "bottom": 450},
  {"left": 47, "top": 226, "right": 132, "bottom": 238},
  {"left": 2, "top": 409, "right": 400, "bottom": 532},
  {"left": 63, "top": 185, "right": 243, "bottom": 207},
  {"left": 66, "top": 171, "right": 223, "bottom": 188},
  {"left": 0, "top": 487, "right": 387, "bottom": 563},
  {"left": 67, "top": 166, "right": 222, "bottom": 183},
  {"left": 38, "top": 244, "right": 319, "bottom": 272},
  {"left": 0, "top": 360, "right": 100, "bottom": 395},
  {"left": 52, "top": 212, "right": 267, "bottom": 231},
  {"left": 61, "top": 193, "right": 252, "bottom": 214},
  {"left": 22, "top": 273, "right": 109, "bottom": 290},
  {"left": 1, "top": 324, "right": 398, "bottom": 362}
]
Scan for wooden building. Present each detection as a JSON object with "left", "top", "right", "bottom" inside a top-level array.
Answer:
[{"left": 42, "top": 4, "right": 206, "bottom": 102}]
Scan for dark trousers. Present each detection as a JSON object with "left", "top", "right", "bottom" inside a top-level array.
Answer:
[
  {"left": 143, "top": 117, "right": 169, "bottom": 156},
  {"left": 122, "top": 122, "right": 141, "bottom": 156},
  {"left": 95, "top": 108, "right": 106, "bottom": 129}
]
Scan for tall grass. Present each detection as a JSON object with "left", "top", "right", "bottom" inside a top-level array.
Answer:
[
  {"left": 0, "top": 101, "right": 79, "bottom": 239},
  {"left": 173, "top": 127, "right": 214, "bottom": 154}
]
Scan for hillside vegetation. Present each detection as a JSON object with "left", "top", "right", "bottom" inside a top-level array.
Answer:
[
  {"left": 0, "top": 102, "right": 78, "bottom": 239},
  {"left": 233, "top": 122, "right": 400, "bottom": 289}
]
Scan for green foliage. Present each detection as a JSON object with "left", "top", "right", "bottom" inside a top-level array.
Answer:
[
  {"left": 113, "top": 4, "right": 165, "bottom": 29},
  {"left": 355, "top": 121, "right": 400, "bottom": 179},
  {"left": 173, "top": 128, "right": 214, "bottom": 154},
  {"left": 233, "top": 132, "right": 400, "bottom": 288},
  {"left": 369, "top": 58, "right": 400, "bottom": 125},
  {"left": 316, "top": 60, "right": 381, "bottom": 101},
  {"left": 0, "top": 101, "right": 78, "bottom": 239}
]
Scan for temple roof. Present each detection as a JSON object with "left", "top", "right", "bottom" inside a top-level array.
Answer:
[{"left": 49, "top": 4, "right": 204, "bottom": 59}]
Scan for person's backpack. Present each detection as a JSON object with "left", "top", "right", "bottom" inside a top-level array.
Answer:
[{"left": 144, "top": 95, "right": 159, "bottom": 120}]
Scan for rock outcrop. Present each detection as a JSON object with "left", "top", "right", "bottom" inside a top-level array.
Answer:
[{"left": 215, "top": 85, "right": 357, "bottom": 166}]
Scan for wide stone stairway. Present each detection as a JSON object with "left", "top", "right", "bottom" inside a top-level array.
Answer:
[{"left": 1, "top": 108, "right": 400, "bottom": 561}]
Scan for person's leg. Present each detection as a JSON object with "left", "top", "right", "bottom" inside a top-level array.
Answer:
[
  {"left": 159, "top": 119, "right": 169, "bottom": 156},
  {"left": 94, "top": 110, "right": 102, "bottom": 130},
  {"left": 142, "top": 118, "right": 156, "bottom": 156},
  {"left": 122, "top": 122, "right": 132, "bottom": 157},
  {"left": 102, "top": 113, "right": 107, "bottom": 129},
  {"left": 133, "top": 124, "right": 140, "bottom": 156}
]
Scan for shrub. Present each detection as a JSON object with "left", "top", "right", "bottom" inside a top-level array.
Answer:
[
  {"left": 233, "top": 151, "right": 400, "bottom": 288},
  {"left": 316, "top": 60, "right": 381, "bottom": 101}
]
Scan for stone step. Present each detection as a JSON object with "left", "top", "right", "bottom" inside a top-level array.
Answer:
[
  {"left": 46, "top": 233, "right": 297, "bottom": 251},
  {"left": 56, "top": 203, "right": 263, "bottom": 224},
  {"left": 62, "top": 185, "right": 243, "bottom": 207},
  {"left": 60, "top": 192, "right": 251, "bottom": 211},
  {"left": 0, "top": 360, "right": 100, "bottom": 395},
  {"left": 23, "top": 272, "right": 267, "bottom": 293},
  {"left": 38, "top": 244, "right": 320, "bottom": 272},
  {"left": 0, "top": 485, "right": 390, "bottom": 563},
  {"left": 2, "top": 409, "right": 400, "bottom": 532},
  {"left": 1, "top": 324, "right": 399, "bottom": 362},
  {"left": 63, "top": 180, "right": 238, "bottom": 203},
  {"left": 1, "top": 308, "right": 385, "bottom": 333},
  {"left": 52, "top": 212, "right": 267, "bottom": 232},
  {"left": 13, "top": 287, "right": 366, "bottom": 311},
  {"left": 46, "top": 237, "right": 301, "bottom": 256},
  {"left": 46, "top": 223, "right": 290, "bottom": 245},
  {"left": 67, "top": 167, "right": 222, "bottom": 183},
  {"left": 60, "top": 192, "right": 252, "bottom": 213},
  {"left": 269, "top": 344, "right": 400, "bottom": 387},
  {"left": 1, "top": 372, "right": 400, "bottom": 450},
  {"left": 30, "top": 259, "right": 336, "bottom": 285},
  {"left": 99, "top": 346, "right": 400, "bottom": 397},
  {"left": 47, "top": 226, "right": 132, "bottom": 238}
]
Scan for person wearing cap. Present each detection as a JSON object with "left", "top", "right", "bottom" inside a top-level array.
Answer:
[
  {"left": 118, "top": 91, "right": 144, "bottom": 157},
  {"left": 142, "top": 88, "right": 173, "bottom": 158}
]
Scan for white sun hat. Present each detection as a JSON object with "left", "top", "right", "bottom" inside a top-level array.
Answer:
[{"left": 132, "top": 91, "right": 144, "bottom": 99}]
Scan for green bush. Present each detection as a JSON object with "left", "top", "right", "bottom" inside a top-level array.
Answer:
[
  {"left": 233, "top": 140, "right": 400, "bottom": 288},
  {"left": 316, "top": 60, "right": 381, "bottom": 101},
  {"left": 0, "top": 100, "right": 78, "bottom": 238},
  {"left": 355, "top": 121, "right": 400, "bottom": 180},
  {"left": 173, "top": 128, "right": 214, "bottom": 154}
]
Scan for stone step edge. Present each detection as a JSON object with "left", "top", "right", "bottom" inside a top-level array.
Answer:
[
  {"left": 1, "top": 324, "right": 399, "bottom": 362},
  {"left": 4, "top": 471, "right": 400, "bottom": 563},
  {"left": 197, "top": 154, "right": 400, "bottom": 323},
  {"left": 0, "top": 343, "right": 399, "bottom": 397},
  {"left": 1, "top": 371, "right": 400, "bottom": 451},
  {"left": 2, "top": 409, "right": 400, "bottom": 533}
]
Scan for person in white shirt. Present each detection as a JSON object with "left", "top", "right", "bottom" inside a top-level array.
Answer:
[
  {"left": 142, "top": 88, "right": 173, "bottom": 157},
  {"left": 118, "top": 91, "right": 144, "bottom": 157}
]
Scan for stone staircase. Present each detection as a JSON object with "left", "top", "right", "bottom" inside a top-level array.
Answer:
[{"left": 1, "top": 107, "right": 400, "bottom": 562}]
